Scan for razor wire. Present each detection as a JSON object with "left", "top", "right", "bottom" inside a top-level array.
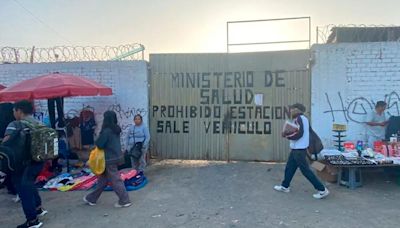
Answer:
[
  {"left": 0, "top": 43, "right": 145, "bottom": 63},
  {"left": 316, "top": 24, "right": 400, "bottom": 44}
]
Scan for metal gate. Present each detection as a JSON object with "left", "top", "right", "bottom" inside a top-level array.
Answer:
[{"left": 150, "top": 51, "right": 310, "bottom": 161}]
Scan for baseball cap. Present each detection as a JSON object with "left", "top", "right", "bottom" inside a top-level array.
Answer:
[{"left": 290, "top": 103, "right": 306, "bottom": 113}]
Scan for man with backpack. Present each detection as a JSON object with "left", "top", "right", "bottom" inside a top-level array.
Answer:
[
  {"left": 2, "top": 100, "right": 48, "bottom": 228},
  {"left": 274, "top": 103, "right": 329, "bottom": 199}
]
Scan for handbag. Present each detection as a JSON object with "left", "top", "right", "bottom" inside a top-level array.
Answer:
[{"left": 127, "top": 126, "right": 144, "bottom": 159}]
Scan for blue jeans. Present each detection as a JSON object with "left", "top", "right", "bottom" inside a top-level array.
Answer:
[
  {"left": 282, "top": 149, "right": 325, "bottom": 191},
  {"left": 13, "top": 162, "right": 44, "bottom": 221}
]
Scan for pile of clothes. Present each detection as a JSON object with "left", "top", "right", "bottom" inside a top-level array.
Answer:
[
  {"left": 37, "top": 168, "right": 147, "bottom": 192},
  {"left": 104, "top": 170, "right": 148, "bottom": 192}
]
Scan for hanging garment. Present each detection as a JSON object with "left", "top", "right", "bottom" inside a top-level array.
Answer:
[{"left": 80, "top": 110, "right": 96, "bottom": 146}]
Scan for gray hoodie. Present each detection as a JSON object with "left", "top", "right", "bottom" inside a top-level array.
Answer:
[{"left": 96, "top": 128, "right": 123, "bottom": 165}]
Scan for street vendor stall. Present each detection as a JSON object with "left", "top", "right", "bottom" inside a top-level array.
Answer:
[
  {"left": 316, "top": 123, "right": 400, "bottom": 189},
  {"left": 0, "top": 72, "right": 113, "bottom": 172}
]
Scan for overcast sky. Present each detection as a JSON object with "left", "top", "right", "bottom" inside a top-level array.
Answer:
[{"left": 0, "top": 0, "right": 398, "bottom": 56}]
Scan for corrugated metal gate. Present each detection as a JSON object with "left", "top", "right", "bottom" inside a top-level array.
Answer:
[{"left": 150, "top": 50, "right": 310, "bottom": 161}]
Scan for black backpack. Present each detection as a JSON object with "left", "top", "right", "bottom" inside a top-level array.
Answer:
[
  {"left": 0, "top": 122, "right": 31, "bottom": 173},
  {"left": 308, "top": 125, "right": 324, "bottom": 160}
]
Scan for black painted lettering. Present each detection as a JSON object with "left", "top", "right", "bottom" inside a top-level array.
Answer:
[
  {"left": 213, "top": 121, "right": 220, "bottom": 134},
  {"left": 165, "top": 121, "right": 172, "bottom": 133},
  {"left": 284, "top": 106, "right": 290, "bottom": 119},
  {"left": 211, "top": 89, "right": 219, "bottom": 104},
  {"left": 264, "top": 71, "right": 273, "bottom": 87},
  {"left": 204, "top": 121, "right": 211, "bottom": 133},
  {"left": 183, "top": 121, "right": 189, "bottom": 133},
  {"left": 214, "top": 106, "right": 221, "bottom": 118},
  {"left": 255, "top": 122, "right": 263, "bottom": 134},
  {"left": 222, "top": 89, "right": 231, "bottom": 104},
  {"left": 234, "top": 72, "right": 243, "bottom": 87},
  {"left": 238, "top": 107, "right": 246, "bottom": 119},
  {"left": 186, "top": 73, "right": 195, "bottom": 88},
  {"left": 190, "top": 106, "right": 197, "bottom": 118},
  {"left": 264, "top": 121, "right": 271, "bottom": 134},
  {"left": 275, "top": 70, "right": 286, "bottom": 87},
  {"left": 246, "top": 71, "right": 254, "bottom": 87},
  {"left": 230, "top": 106, "right": 237, "bottom": 119},
  {"left": 247, "top": 121, "right": 255, "bottom": 134},
  {"left": 255, "top": 106, "right": 262, "bottom": 119},
  {"left": 275, "top": 107, "right": 283, "bottom": 119},
  {"left": 214, "top": 72, "right": 223, "bottom": 88},
  {"left": 263, "top": 106, "right": 270, "bottom": 119},
  {"left": 202, "top": 72, "right": 211, "bottom": 88},
  {"left": 233, "top": 89, "right": 242, "bottom": 104},
  {"left": 224, "top": 72, "right": 233, "bottom": 88},
  {"left": 204, "top": 106, "right": 211, "bottom": 118},
  {"left": 173, "top": 121, "right": 180, "bottom": 133},
  {"left": 157, "top": 121, "right": 163, "bottom": 133},
  {"left": 176, "top": 106, "right": 183, "bottom": 118},
  {"left": 238, "top": 121, "right": 246, "bottom": 134},
  {"left": 161, "top": 106, "right": 166, "bottom": 118},
  {"left": 247, "top": 106, "right": 254, "bottom": 118},
  {"left": 245, "top": 89, "right": 254, "bottom": 104},
  {"left": 200, "top": 89, "right": 209, "bottom": 104},
  {"left": 172, "top": 73, "right": 180, "bottom": 88},
  {"left": 168, "top": 105, "right": 174, "bottom": 118},
  {"left": 152, "top": 106, "right": 159, "bottom": 117}
]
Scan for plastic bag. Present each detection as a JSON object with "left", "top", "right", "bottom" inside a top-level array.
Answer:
[{"left": 88, "top": 147, "right": 105, "bottom": 175}]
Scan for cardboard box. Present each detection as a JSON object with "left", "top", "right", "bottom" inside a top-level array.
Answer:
[{"left": 311, "top": 161, "right": 338, "bottom": 183}]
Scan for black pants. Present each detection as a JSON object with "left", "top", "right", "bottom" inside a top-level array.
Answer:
[
  {"left": 5, "top": 174, "right": 17, "bottom": 195},
  {"left": 48, "top": 97, "right": 64, "bottom": 129},
  {"left": 282, "top": 149, "right": 325, "bottom": 191},
  {"left": 13, "top": 162, "right": 44, "bottom": 221}
]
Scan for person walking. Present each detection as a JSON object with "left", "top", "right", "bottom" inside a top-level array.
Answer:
[
  {"left": 125, "top": 114, "right": 150, "bottom": 173},
  {"left": 274, "top": 103, "right": 330, "bottom": 199},
  {"left": 2, "top": 100, "right": 47, "bottom": 228},
  {"left": 84, "top": 111, "right": 131, "bottom": 208}
]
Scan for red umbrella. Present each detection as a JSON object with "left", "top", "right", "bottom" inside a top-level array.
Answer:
[{"left": 0, "top": 73, "right": 112, "bottom": 102}]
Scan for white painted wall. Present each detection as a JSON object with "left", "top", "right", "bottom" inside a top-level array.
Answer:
[
  {"left": 311, "top": 42, "right": 400, "bottom": 147},
  {"left": 0, "top": 61, "right": 149, "bottom": 149}
]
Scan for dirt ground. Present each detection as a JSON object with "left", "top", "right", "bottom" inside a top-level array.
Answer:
[{"left": 1, "top": 160, "right": 400, "bottom": 228}]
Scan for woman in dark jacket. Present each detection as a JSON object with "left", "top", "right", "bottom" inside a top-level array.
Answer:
[{"left": 84, "top": 111, "right": 131, "bottom": 208}]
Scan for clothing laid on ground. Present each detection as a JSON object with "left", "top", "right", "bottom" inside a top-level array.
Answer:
[{"left": 281, "top": 114, "right": 325, "bottom": 191}]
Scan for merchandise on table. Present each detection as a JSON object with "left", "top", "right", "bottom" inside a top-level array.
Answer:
[{"left": 324, "top": 155, "right": 377, "bottom": 166}]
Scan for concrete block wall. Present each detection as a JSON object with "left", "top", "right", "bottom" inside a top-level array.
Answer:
[
  {"left": 0, "top": 61, "right": 149, "bottom": 149},
  {"left": 312, "top": 42, "right": 400, "bottom": 147}
]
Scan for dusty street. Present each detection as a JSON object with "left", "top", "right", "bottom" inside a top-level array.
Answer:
[{"left": 1, "top": 160, "right": 400, "bottom": 228}]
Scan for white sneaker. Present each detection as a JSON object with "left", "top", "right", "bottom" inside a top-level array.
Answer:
[
  {"left": 313, "top": 188, "right": 330, "bottom": 199},
  {"left": 274, "top": 185, "right": 290, "bottom": 193},
  {"left": 114, "top": 202, "right": 132, "bottom": 208},
  {"left": 12, "top": 195, "right": 20, "bottom": 203},
  {"left": 83, "top": 196, "right": 96, "bottom": 206}
]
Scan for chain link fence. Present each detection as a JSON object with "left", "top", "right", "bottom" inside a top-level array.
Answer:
[{"left": 0, "top": 43, "right": 145, "bottom": 64}]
